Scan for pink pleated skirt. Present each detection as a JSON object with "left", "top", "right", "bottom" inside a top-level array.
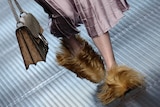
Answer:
[{"left": 45, "top": 0, "right": 129, "bottom": 37}]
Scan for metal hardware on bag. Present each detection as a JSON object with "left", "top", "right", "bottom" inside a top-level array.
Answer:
[{"left": 38, "top": 34, "right": 48, "bottom": 46}]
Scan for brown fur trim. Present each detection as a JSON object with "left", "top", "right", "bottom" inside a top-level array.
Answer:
[
  {"left": 97, "top": 65, "right": 144, "bottom": 104},
  {"left": 56, "top": 35, "right": 105, "bottom": 83}
]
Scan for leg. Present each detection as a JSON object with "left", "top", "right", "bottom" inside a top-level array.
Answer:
[
  {"left": 62, "top": 36, "right": 82, "bottom": 55},
  {"left": 92, "top": 32, "right": 116, "bottom": 70},
  {"left": 93, "top": 33, "right": 144, "bottom": 105},
  {"left": 56, "top": 35, "right": 105, "bottom": 83}
]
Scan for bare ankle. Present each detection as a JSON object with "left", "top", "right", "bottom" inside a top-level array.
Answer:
[{"left": 106, "top": 61, "right": 117, "bottom": 70}]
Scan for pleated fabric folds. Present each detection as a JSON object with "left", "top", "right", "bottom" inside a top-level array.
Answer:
[{"left": 45, "top": 0, "right": 129, "bottom": 37}]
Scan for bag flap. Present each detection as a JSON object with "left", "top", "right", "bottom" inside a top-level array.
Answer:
[{"left": 17, "top": 13, "right": 42, "bottom": 38}]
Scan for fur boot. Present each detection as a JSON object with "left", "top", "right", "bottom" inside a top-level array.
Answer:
[
  {"left": 97, "top": 65, "right": 144, "bottom": 104},
  {"left": 56, "top": 35, "right": 105, "bottom": 83}
]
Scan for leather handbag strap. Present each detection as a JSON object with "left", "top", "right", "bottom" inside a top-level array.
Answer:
[{"left": 8, "top": 0, "right": 25, "bottom": 22}]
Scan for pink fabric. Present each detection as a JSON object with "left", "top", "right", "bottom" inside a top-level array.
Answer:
[{"left": 45, "top": 0, "right": 129, "bottom": 37}]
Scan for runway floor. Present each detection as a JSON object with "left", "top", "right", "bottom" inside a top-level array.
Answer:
[{"left": 0, "top": 0, "right": 160, "bottom": 107}]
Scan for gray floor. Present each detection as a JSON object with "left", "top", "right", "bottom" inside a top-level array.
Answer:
[{"left": 1, "top": 0, "right": 160, "bottom": 107}]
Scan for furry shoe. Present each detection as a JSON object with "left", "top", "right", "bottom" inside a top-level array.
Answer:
[
  {"left": 56, "top": 35, "right": 105, "bottom": 83},
  {"left": 97, "top": 65, "right": 144, "bottom": 105}
]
